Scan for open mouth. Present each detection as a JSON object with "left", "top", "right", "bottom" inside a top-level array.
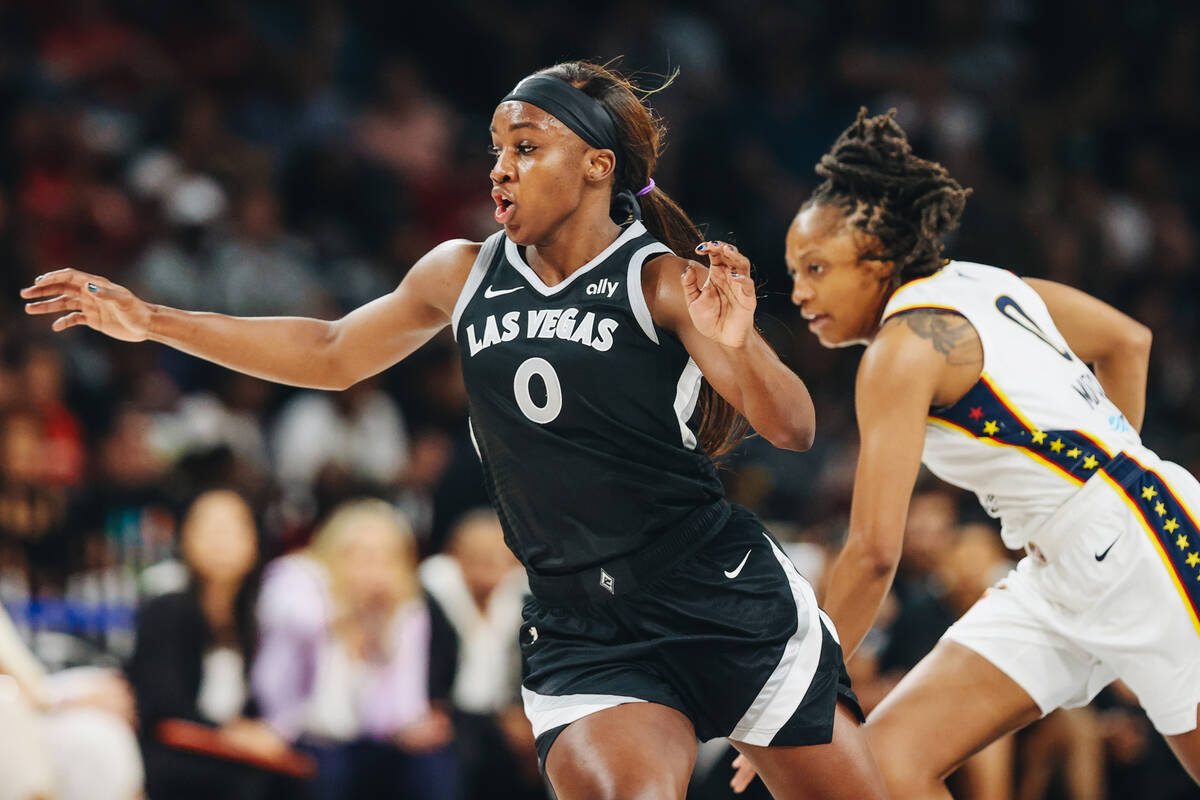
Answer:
[{"left": 492, "top": 191, "right": 516, "bottom": 225}]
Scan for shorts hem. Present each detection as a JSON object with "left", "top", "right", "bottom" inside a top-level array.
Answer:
[
  {"left": 728, "top": 722, "right": 834, "bottom": 748},
  {"left": 941, "top": 629, "right": 1057, "bottom": 717},
  {"left": 1147, "top": 703, "right": 1200, "bottom": 736}
]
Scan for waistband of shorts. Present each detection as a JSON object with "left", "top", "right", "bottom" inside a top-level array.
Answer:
[
  {"left": 1100, "top": 451, "right": 1150, "bottom": 490},
  {"left": 525, "top": 500, "right": 731, "bottom": 606},
  {"left": 1024, "top": 450, "right": 1145, "bottom": 564}
]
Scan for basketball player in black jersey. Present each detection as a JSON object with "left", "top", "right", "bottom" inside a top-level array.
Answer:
[{"left": 23, "top": 62, "right": 887, "bottom": 799}]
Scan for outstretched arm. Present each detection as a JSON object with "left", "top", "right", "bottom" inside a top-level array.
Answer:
[
  {"left": 645, "top": 242, "right": 815, "bottom": 451},
  {"left": 822, "top": 311, "right": 964, "bottom": 657},
  {"left": 23, "top": 240, "right": 478, "bottom": 391},
  {"left": 1025, "top": 278, "right": 1152, "bottom": 431}
]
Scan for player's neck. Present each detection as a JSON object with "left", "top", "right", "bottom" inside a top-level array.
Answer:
[{"left": 525, "top": 209, "right": 623, "bottom": 286}]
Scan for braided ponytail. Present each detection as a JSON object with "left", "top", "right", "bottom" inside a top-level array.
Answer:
[{"left": 810, "top": 108, "right": 971, "bottom": 285}]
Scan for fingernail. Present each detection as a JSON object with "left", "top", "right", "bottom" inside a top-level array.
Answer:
[
  {"left": 726, "top": 244, "right": 737, "bottom": 253},
  {"left": 695, "top": 243, "right": 708, "bottom": 253},
  {"left": 731, "top": 272, "right": 742, "bottom": 278},
  {"left": 86, "top": 282, "right": 99, "bottom": 293},
  {"left": 34, "top": 274, "right": 43, "bottom": 283}
]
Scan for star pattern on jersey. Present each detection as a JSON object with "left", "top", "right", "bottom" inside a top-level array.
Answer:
[
  {"left": 1049, "top": 438, "right": 1064, "bottom": 453},
  {"left": 1142, "top": 485, "right": 1158, "bottom": 500},
  {"left": 1030, "top": 430, "right": 1047, "bottom": 445},
  {"left": 1188, "top": 552, "right": 1200, "bottom": 569},
  {"left": 1082, "top": 454, "right": 1099, "bottom": 470},
  {"left": 982, "top": 420, "right": 999, "bottom": 436},
  {"left": 1175, "top": 533, "right": 1189, "bottom": 550},
  {"left": 968, "top": 407, "right": 984, "bottom": 421},
  {"left": 1155, "top": 501, "right": 1167, "bottom": 516},
  {"left": 1166, "top": 518, "right": 1181, "bottom": 535},
  {"left": 1066, "top": 446, "right": 1082, "bottom": 459}
]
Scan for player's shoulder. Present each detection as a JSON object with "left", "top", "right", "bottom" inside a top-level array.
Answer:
[
  {"left": 419, "top": 237, "right": 490, "bottom": 272},
  {"left": 394, "top": 237, "right": 496, "bottom": 319}
]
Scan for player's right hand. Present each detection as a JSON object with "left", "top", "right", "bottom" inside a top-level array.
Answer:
[{"left": 21, "top": 268, "right": 153, "bottom": 342}]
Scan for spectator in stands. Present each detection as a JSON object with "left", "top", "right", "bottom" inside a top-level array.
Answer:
[
  {"left": 253, "top": 499, "right": 457, "bottom": 800},
  {"left": 0, "top": 601, "right": 142, "bottom": 800},
  {"left": 127, "top": 488, "right": 291, "bottom": 800},
  {"left": 421, "top": 508, "right": 544, "bottom": 800}
]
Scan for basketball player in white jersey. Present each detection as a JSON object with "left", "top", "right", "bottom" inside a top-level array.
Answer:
[{"left": 734, "top": 109, "right": 1200, "bottom": 796}]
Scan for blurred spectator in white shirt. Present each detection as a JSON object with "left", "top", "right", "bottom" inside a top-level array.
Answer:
[{"left": 421, "top": 509, "right": 545, "bottom": 800}]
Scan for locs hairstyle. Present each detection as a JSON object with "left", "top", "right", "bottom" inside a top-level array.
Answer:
[{"left": 809, "top": 109, "right": 971, "bottom": 286}]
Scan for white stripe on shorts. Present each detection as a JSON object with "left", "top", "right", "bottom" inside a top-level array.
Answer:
[
  {"left": 520, "top": 687, "right": 648, "bottom": 739},
  {"left": 728, "top": 533, "right": 824, "bottom": 746}
]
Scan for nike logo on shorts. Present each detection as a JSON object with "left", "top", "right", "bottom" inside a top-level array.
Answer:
[
  {"left": 1095, "top": 536, "right": 1120, "bottom": 561},
  {"left": 484, "top": 284, "right": 523, "bottom": 298},
  {"left": 724, "top": 549, "right": 752, "bottom": 579}
]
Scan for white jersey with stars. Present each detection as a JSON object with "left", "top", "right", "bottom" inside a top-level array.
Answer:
[{"left": 881, "top": 261, "right": 1151, "bottom": 549}]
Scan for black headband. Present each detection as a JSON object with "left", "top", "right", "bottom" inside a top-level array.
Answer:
[{"left": 501, "top": 74, "right": 620, "bottom": 155}]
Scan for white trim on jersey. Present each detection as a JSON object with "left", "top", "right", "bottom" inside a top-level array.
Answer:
[
  {"left": 673, "top": 358, "right": 704, "bottom": 450},
  {"left": 452, "top": 231, "right": 505, "bottom": 339},
  {"left": 504, "top": 221, "right": 647, "bottom": 297},
  {"left": 467, "top": 418, "right": 481, "bottom": 461},
  {"left": 728, "top": 534, "right": 825, "bottom": 746},
  {"left": 626, "top": 242, "right": 673, "bottom": 344},
  {"left": 520, "top": 687, "right": 648, "bottom": 739}
]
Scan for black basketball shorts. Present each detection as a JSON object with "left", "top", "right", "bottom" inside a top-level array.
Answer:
[{"left": 518, "top": 505, "right": 862, "bottom": 768}]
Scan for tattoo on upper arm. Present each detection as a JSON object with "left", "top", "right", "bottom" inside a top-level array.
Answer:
[{"left": 890, "top": 310, "right": 982, "bottom": 365}]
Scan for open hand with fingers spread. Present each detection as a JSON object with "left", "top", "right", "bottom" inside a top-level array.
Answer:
[
  {"left": 21, "top": 268, "right": 153, "bottom": 342},
  {"left": 682, "top": 241, "right": 757, "bottom": 348}
]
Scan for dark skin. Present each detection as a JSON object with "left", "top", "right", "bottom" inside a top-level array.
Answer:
[
  {"left": 736, "top": 202, "right": 1200, "bottom": 797},
  {"left": 23, "top": 96, "right": 889, "bottom": 800}
]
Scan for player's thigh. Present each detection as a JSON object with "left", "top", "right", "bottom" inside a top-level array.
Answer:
[
  {"left": 731, "top": 702, "right": 888, "bottom": 800},
  {"left": 544, "top": 702, "right": 697, "bottom": 800},
  {"left": 1164, "top": 705, "right": 1200, "bottom": 785},
  {"left": 867, "top": 640, "right": 1042, "bottom": 785}
]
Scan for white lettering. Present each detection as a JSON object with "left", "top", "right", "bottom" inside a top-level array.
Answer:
[
  {"left": 555, "top": 308, "right": 578, "bottom": 340},
  {"left": 467, "top": 323, "right": 484, "bottom": 357},
  {"left": 466, "top": 309, "right": 618, "bottom": 355},
  {"left": 527, "top": 309, "right": 550, "bottom": 337},
  {"left": 537, "top": 309, "right": 563, "bottom": 338},
  {"left": 593, "top": 318, "right": 618, "bottom": 352},
  {"left": 501, "top": 311, "right": 521, "bottom": 341},
  {"left": 482, "top": 315, "right": 502, "bottom": 348},
  {"left": 569, "top": 311, "right": 595, "bottom": 346}
]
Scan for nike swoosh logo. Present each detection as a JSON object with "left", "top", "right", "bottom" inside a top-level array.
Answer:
[
  {"left": 484, "top": 284, "right": 523, "bottom": 298},
  {"left": 1095, "top": 536, "right": 1120, "bottom": 561},
  {"left": 724, "top": 549, "right": 752, "bottom": 579}
]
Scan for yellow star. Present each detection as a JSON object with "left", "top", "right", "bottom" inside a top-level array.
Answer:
[
  {"left": 1066, "top": 447, "right": 1082, "bottom": 459},
  {"left": 982, "top": 420, "right": 999, "bottom": 436},
  {"left": 1082, "top": 454, "right": 1099, "bottom": 470},
  {"left": 1142, "top": 485, "right": 1158, "bottom": 500},
  {"left": 1188, "top": 552, "right": 1200, "bottom": 568},
  {"left": 1155, "top": 502, "right": 1167, "bottom": 516},
  {"left": 1049, "top": 438, "right": 1064, "bottom": 453},
  {"left": 1165, "top": 518, "right": 1181, "bottom": 534},
  {"left": 1030, "top": 430, "right": 1047, "bottom": 445},
  {"left": 1175, "top": 534, "right": 1188, "bottom": 550}
]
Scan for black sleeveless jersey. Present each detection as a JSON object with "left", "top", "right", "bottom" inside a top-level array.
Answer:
[{"left": 452, "top": 221, "right": 726, "bottom": 576}]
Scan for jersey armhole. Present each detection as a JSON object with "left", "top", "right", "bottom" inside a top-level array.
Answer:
[
  {"left": 880, "top": 304, "right": 967, "bottom": 326},
  {"left": 451, "top": 232, "right": 504, "bottom": 340},
  {"left": 626, "top": 243, "right": 673, "bottom": 344}
]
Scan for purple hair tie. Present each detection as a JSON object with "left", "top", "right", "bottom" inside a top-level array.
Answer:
[{"left": 636, "top": 178, "right": 656, "bottom": 196}]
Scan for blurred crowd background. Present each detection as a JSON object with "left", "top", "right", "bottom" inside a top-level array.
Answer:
[{"left": 0, "top": 1, "right": 1197, "bottom": 798}]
